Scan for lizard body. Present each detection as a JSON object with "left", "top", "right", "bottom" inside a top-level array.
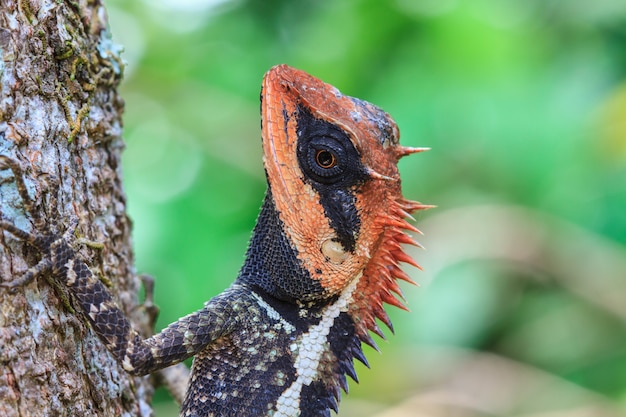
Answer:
[{"left": 0, "top": 65, "right": 428, "bottom": 416}]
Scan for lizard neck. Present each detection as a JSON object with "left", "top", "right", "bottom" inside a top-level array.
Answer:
[
  {"left": 237, "top": 190, "right": 326, "bottom": 304},
  {"left": 232, "top": 190, "right": 367, "bottom": 414}
]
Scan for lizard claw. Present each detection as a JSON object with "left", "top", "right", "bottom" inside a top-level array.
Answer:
[
  {"left": 0, "top": 155, "right": 40, "bottom": 225},
  {"left": 0, "top": 257, "right": 53, "bottom": 291},
  {"left": 0, "top": 280, "right": 19, "bottom": 293},
  {"left": 0, "top": 155, "right": 16, "bottom": 169}
]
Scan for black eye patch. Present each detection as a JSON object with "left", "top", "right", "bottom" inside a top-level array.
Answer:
[
  {"left": 295, "top": 104, "right": 369, "bottom": 252},
  {"left": 296, "top": 104, "right": 367, "bottom": 187}
]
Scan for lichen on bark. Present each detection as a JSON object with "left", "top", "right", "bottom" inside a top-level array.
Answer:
[{"left": 0, "top": 0, "right": 154, "bottom": 416}]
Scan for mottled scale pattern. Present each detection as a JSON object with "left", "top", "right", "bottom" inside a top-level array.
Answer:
[
  {"left": 0, "top": 195, "right": 372, "bottom": 416},
  {"left": 182, "top": 285, "right": 364, "bottom": 417}
]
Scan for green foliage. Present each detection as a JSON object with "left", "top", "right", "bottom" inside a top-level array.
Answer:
[{"left": 109, "top": 0, "right": 626, "bottom": 414}]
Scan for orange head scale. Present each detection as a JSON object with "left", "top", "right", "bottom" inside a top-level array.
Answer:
[{"left": 237, "top": 64, "right": 430, "bottom": 349}]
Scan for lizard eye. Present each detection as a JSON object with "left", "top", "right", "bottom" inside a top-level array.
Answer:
[
  {"left": 296, "top": 105, "right": 366, "bottom": 186},
  {"left": 305, "top": 138, "right": 345, "bottom": 181},
  {"left": 315, "top": 149, "right": 337, "bottom": 169}
]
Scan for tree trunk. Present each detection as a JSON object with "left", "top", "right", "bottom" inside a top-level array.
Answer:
[{"left": 0, "top": 1, "right": 154, "bottom": 416}]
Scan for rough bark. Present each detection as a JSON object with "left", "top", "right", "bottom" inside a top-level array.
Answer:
[{"left": 0, "top": 1, "right": 154, "bottom": 416}]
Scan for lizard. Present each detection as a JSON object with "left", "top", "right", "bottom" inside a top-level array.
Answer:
[{"left": 0, "top": 64, "right": 429, "bottom": 417}]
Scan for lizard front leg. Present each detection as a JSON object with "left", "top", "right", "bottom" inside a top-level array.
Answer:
[{"left": 0, "top": 156, "right": 237, "bottom": 376}]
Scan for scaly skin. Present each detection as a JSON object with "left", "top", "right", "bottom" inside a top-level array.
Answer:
[{"left": 0, "top": 65, "right": 430, "bottom": 417}]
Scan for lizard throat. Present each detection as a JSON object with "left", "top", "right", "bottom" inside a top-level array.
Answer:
[
  {"left": 237, "top": 190, "right": 326, "bottom": 304},
  {"left": 237, "top": 184, "right": 428, "bottom": 335}
]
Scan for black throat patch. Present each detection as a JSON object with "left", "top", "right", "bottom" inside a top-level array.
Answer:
[{"left": 237, "top": 191, "right": 326, "bottom": 303}]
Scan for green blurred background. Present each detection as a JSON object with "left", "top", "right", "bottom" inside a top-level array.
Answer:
[{"left": 106, "top": 0, "right": 626, "bottom": 415}]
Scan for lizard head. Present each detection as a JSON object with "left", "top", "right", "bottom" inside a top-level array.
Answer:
[{"left": 261, "top": 64, "right": 429, "bottom": 338}]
